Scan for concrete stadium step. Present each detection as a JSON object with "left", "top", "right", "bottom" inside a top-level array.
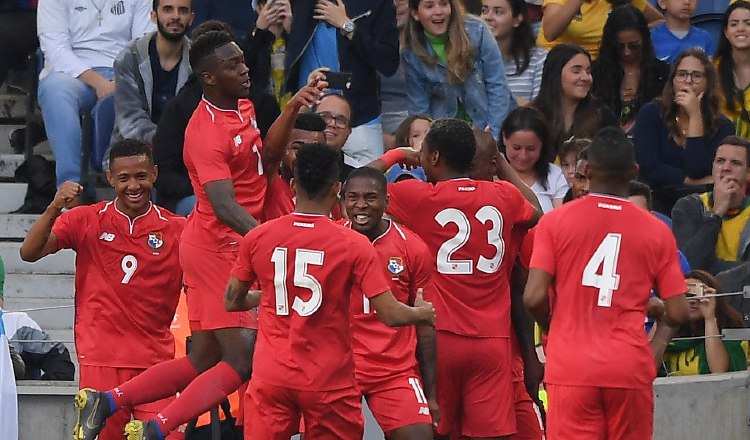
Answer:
[
  {"left": 0, "top": 181, "right": 27, "bottom": 213},
  {"left": 0, "top": 241, "right": 75, "bottom": 274},
  {"left": 4, "top": 273, "right": 74, "bottom": 299},
  {"left": 0, "top": 213, "right": 38, "bottom": 239},
  {"left": 3, "top": 297, "right": 74, "bottom": 331},
  {"left": 0, "top": 153, "right": 23, "bottom": 178}
]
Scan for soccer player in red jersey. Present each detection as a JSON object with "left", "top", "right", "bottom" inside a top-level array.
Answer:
[
  {"left": 225, "top": 143, "right": 436, "bottom": 440},
  {"left": 20, "top": 140, "right": 185, "bottom": 440},
  {"left": 369, "top": 118, "right": 544, "bottom": 439},
  {"left": 264, "top": 113, "right": 325, "bottom": 221},
  {"left": 341, "top": 166, "right": 438, "bottom": 439},
  {"left": 524, "top": 127, "right": 690, "bottom": 440},
  {"left": 62, "top": 30, "right": 327, "bottom": 440}
]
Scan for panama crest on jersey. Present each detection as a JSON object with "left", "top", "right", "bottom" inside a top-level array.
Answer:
[
  {"left": 147, "top": 232, "right": 164, "bottom": 249},
  {"left": 388, "top": 257, "right": 405, "bottom": 275}
]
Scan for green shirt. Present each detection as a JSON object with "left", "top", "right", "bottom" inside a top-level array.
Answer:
[{"left": 424, "top": 30, "right": 471, "bottom": 123}]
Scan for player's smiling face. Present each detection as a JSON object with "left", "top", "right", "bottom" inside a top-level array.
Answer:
[
  {"left": 107, "top": 154, "right": 157, "bottom": 218},
  {"left": 343, "top": 177, "right": 388, "bottom": 237}
]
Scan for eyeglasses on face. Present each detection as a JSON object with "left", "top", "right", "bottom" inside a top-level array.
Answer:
[
  {"left": 674, "top": 69, "right": 705, "bottom": 82},
  {"left": 317, "top": 111, "right": 350, "bottom": 128}
]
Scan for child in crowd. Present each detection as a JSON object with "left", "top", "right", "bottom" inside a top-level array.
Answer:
[
  {"left": 651, "top": 0, "right": 715, "bottom": 64},
  {"left": 386, "top": 115, "right": 430, "bottom": 182}
]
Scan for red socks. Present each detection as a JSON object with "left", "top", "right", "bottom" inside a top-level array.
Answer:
[
  {"left": 108, "top": 357, "right": 199, "bottom": 410},
  {"left": 152, "top": 361, "right": 243, "bottom": 435}
]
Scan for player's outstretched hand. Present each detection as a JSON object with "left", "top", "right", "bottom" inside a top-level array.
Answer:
[
  {"left": 414, "top": 288, "right": 436, "bottom": 326},
  {"left": 51, "top": 181, "right": 83, "bottom": 211},
  {"left": 289, "top": 75, "right": 328, "bottom": 111}
]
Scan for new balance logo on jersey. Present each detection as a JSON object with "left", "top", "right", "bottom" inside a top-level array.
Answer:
[
  {"left": 233, "top": 135, "right": 242, "bottom": 147},
  {"left": 99, "top": 232, "right": 115, "bottom": 242},
  {"left": 418, "top": 407, "right": 430, "bottom": 416}
]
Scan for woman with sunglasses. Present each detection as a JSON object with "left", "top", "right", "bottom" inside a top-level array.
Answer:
[
  {"left": 716, "top": 1, "right": 750, "bottom": 138},
  {"left": 633, "top": 48, "right": 734, "bottom": 214},
  {"left": 592, "top": 5, "right": 668, "bottom": 134}
]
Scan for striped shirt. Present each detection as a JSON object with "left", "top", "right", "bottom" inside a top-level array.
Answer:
[{"left": 504, "top": 46, "right": 547, "bottom": 103}]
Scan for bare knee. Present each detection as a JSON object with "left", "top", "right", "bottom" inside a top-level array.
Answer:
[{"left": 389, "top": 424, "right": 434, "bottom": 440}]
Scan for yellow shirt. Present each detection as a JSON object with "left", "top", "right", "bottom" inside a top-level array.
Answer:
[
  {"left": 664, "top": 347, "right": 701, "bottom": 376},
  {"left": 715, "top": 57, "right": 750, "bottom": 139},
  {"left": 537, "top": 0, "right": 648, "bottom": 60},
  {"left": 700, "top": 193, "right": 750, "bottom": 261}
]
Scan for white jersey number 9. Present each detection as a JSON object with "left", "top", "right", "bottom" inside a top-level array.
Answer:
[{"left": 121, "top": 255, "right": 138, "bottom": 284}]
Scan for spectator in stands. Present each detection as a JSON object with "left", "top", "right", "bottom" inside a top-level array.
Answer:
[
  {"left": 152, "top": 20, "right": 280, "bottom": 215},
  {"left": 531, "top": 44, "right": 617, "bottom": 157},
  {"left": 111, "top": 0, "right": 194, "bottom": 145},
  {"left": 0, "top": 308, "right": 75, "bottom": 381},
  {"left": 634, "top": 48, "right": 734, "bottom": 214},
  {"left": 481, "top": 0, "right": 547, "bottom": 105},
  {"left": 672, "top": 136, "right": 750, "bottom": 278},
  {"left": 502, "top": 106, "right": 569, "bottom": 212},
  {"left": 716, "top": 1, "right": 750, "bottom": 139},
  {"left": 385, "top": 114, "right": 430, "bottom": 182},
  {"left": 403, "top": 0, "right": 513, "bottom": 139},
  {"left": 190, "top": 0, "right": 256, "bottom": 41},
  {"left": 663, "top": 270, "right": 747, "bottom": 375},
  {"left": 313, "top": 93, "right": 355, "bottom": 181},
  {"left": 558, "top": 136, "right": 589, "bottom": 188},
  {"left": 593, "top": 5, "right": 669, "bottom": 134},
  {"left": 286, "top": 0, "right": 399, "bottom": 167},
  {"left": 0, "top": 0, "right": 37, "bottom": 88},
  {"left": 536, "top": 0, "right": 661, "bottom": 60},
  {"left": 242, "top": 0, "right": 292, "bottom": 109},
  {"left": 36, "top": 0, "right": 154, "bottom": 190},
  {"left": 380, "top": 0, "right": 411, "bottom": 150},
  {"left": 651, "top": 0, "right": 715, "bottom": 64}
]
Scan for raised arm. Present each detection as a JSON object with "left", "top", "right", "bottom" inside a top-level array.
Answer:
[{"left": 20, "top": 182, "right": 82, "bottom": 262}]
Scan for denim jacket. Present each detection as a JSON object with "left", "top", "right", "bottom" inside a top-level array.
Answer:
[{"left": 402, "top": 17, "right": 514, "bottom": 138}]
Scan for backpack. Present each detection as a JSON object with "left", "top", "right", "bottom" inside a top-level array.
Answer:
[{"left": 13, "top": 155, "right": 56, "bottom": 214}]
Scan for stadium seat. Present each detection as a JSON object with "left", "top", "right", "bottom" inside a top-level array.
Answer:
[{"left": 691, "top": 0, "right": 729, "bottom": 44}]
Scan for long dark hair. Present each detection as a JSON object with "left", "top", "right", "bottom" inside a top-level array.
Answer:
[
  {"left": 716, "top": 1, "right": 750, "bottom": 113},
  {"left": 532, "top": 44, "right": 602, "bottom": 153},
  {"left": 501, "top": 106, "right": 552, "bottom": 188},
  {"left": 657, "top": 48, "right": 723, "bottom": 140},
  {"left": 502, "top": 0, "right": 536, "bottom": 76},
  {"left": 593, "top": 5, "right": 664, "bottom": 116}
]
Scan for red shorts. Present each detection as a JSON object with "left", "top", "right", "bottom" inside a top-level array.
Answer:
[
  {"left": 245, "top": 379, "right": 363, "bottom": 440},
  {"left": 546, "top": 384, "right": 653, "bottom": 440},
  {"left": 511, "top": 380, "right": 544, "bottom": 440},
  {"left": 435, "top": 331, "right": 515, "bottom": 438},
  {"left": 180, "top": 241, "right": 257, "bottom": 330},
  {"left": 358, "top": 373, "right": 433, "bottom": 433},
  {"left": 79, "top": 365, "right": 181, "bottom": 440}
]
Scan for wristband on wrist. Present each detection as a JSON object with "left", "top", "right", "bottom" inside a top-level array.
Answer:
[{"left": 380, "top": 148, "right": 407, "bottom": 168}]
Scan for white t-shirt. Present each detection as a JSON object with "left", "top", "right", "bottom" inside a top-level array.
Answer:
[{"left": 530, "top": 163, "right": 569, "bottom": 213}]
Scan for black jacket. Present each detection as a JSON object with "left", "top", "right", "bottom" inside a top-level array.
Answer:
[{"left": 284, "top": 0, "right": 399, "bottom": 127}]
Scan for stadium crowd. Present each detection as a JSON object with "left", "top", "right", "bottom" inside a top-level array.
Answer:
[{"left": 1, "top": 0, "right": 750, "bottom": 439}]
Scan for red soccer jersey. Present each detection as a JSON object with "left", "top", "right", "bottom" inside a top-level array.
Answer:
[
  {"left": 264, "top": 175, "right": 295, "bottom": 221},
  {"left": 341, "top": 220, "right": 435, "bottom": 383},
  {"left": 232, "top": 213, "right": 390, "bottom": 391},
  {"left": 387, "top": 178, "right": 536, "bottom": 337},
  {"left": 530, "top": 194, "right": 687, "bottom": 388},
  {"left": 182, "top": 98, "right": 266, "bottom": 250},
  {"left": 52, "top": 201, "right": 185, "bottom": 368}
]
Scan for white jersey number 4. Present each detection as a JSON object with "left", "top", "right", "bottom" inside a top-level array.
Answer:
[
  {"left": 582, "top": 233, "right": 622, "bottom": 307},
  {"left": 271, "top": 247, "right": 324, "bottom": 316},
  {"left": 434, "top": 206, "right": 505, "bottom": 275}
]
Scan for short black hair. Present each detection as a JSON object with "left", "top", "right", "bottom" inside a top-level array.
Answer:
[
  {"left": 191, "top": 20, "right": 234, "bottom": 41},
  {"left": 294, "top": 113, "right": 326, "bottom": 132},
  {"left": 424, "top": 118, "right": 476, "bottom": 173},
  {"left": 153, "top": 0, "right": 193, "bottom": 11},
  {"left": 344, "top": 166, "right": 387, "bottom": 195},
  {"left": 588, "top": 127, "right": 634, "bottom": 181},
  {"left": 189, "top": 30, "right": 233, "bottom": 73},
  {"left": 719, "top": 135, "right": 750, "bottom": 165},
  {"left": 628, "top": 180, "right": 652, "bottom": 210},
  {"left": 294, "top": 143, "right": 341, "bottom": 200},
  {"left": 109, "top": 139, "right": 153, "bottom": 168}
]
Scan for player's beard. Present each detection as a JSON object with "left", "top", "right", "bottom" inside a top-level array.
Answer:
[{"left": 157, "top": 19, "right": 188, "bottom": 42}]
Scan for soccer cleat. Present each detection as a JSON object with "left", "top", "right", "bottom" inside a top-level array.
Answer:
[
  {"left": 72, "top": 388, "right": 109, "bottom": 440},
  {"left": 124, "top": 420, "right": 161, "bottom": 440}
]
